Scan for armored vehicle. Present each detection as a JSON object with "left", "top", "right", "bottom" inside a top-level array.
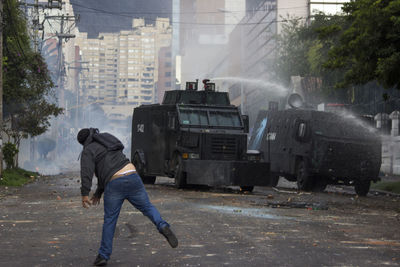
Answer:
[
  {"left": 131, "top": 80, "right": 271, "bottom": 189},
  {"left": 248, "top": 107, "right": 382, "bottom": 196}
]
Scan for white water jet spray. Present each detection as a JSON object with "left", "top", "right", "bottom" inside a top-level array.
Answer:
[
  {"left": 211, "top": 76, "right": 289, "bottom": 97},
  {"left": 337, "top": 110, "right": 378, "bottom": 135}
]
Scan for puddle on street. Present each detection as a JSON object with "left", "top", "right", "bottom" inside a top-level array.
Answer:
[{"left": 196, "top": 204, "right": 294, "bottom": 220}]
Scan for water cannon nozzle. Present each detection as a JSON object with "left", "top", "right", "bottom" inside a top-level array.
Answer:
[{"left": 202, "top": 79, "right": 210, "bottom": 85}]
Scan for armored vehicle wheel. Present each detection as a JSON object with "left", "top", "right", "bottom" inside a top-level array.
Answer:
[
  {"left": 240, "top": 186, "right": 254, "bottom": 192},
  {"left": 354, "top": 180, "right": 371, "bottom": 196},
  {"left": 133, "top": 154, "right": 156, "bottom": 184},
  {"left": 312, "top": 177, "right": 327, "bottom": 192},
  {"left": 141, "top": 176, "right": 156, "bottom": 184},
  {"left": 269, "top": 175, "right": 280, "bottom": 187},
  {"left": 174, "top": 155, "right": 187, "bottom": 188},
  {"left": 296, "top": 160, "right": 313, "bottom": 191}
]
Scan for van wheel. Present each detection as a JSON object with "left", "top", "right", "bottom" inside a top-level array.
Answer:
[
  {"left": 296, "top": 160, "right": 313, "bottom": 191},
  {"left": 133, "top": 154, "right": 156, "bottom": 184},
  {"left": 354, "top": 180, "right": 371, "bottom": 196},
  {"left": 269, "top": 175, "right": 280, "bottom": 187},
  {"left": 174, "top": 155, "right": 187, "bottom": 188},
  {"left": 240, "top": 186, "right": 254, "bottom": 192}
]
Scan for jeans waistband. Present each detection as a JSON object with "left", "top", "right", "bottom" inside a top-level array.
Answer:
[{"left": 110, "top": 170, "right": 136, "bottom": 181}]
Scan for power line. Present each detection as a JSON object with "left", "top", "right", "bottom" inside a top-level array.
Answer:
[
  {"left": 69, "top": 2, "right": 309, "bottom": 26},
  {"left": 61, "top": 18, "right": 299, "bottom": 32},
  {"left": 70, "top": 2, "right": 309, "bottom": 15},
  {"left": 70, "top": 1, "right": 308, "bottom": 14}
]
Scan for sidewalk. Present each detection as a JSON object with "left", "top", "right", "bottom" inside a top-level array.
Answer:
[{"left": 379, "top": 173, "right": 400, "bottom": 182}]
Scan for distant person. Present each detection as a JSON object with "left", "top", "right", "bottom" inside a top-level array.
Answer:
[{"left": 77, "top": 128, "right": 178, "bottom": 266}]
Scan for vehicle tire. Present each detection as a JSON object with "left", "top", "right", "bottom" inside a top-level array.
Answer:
[
  {"left": 240, "top": 186, "right": 254, "bottom": 192},
  {"left": 133, "top": 154, "right": 156, "bottom": 184},
  {"left": 296, "top": 160, "right": 313, "bottom": 191},
  {"left": 141, "top": 176, "right": 156, "bottom": 184},
  {"left": 174, "top": 155, "right": 187, "bottom": 188},
  {"left": 312, "top": 177, "right": 327, "bottom": 192},
  {"left": 354, "top": 180, "right": 371, "bottom": 196},
  {"left": 269, "top": 175, "right": 280, "bottom": 187}
]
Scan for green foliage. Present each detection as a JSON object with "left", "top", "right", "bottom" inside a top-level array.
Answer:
[
  {"left": 324, "top": 0, "right": 400, "bottom": 89},
  {"left": 371, "top": 180, "right": 400, "bottom": 194},
  {"left": 2, "top": 0, "right": 63, "bottom": 148},
  {"left": 307, "top": 41, "right": 323, "bottom": 75},
  {"left": 0, "top": 168, "right": 38, "bottom": 187},
  {"left": 2, "top": 142, "right": 19, "bottom": 169},
  {"left": 274, "top": 13, "right": 350, "bottom": 101},
  {"left": 275, "top": 2, "right": 400, "bottom": 102},
  {"left": 274, "top": 17, "right": 311, "bottom": 86}
]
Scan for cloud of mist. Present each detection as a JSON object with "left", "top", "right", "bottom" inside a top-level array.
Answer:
[{"left": 19, "top": 103, "right": 132, "bottom": 176}]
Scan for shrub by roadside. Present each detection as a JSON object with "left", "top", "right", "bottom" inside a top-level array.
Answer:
[{"left": 0, "top": 168, "right": 39, "bottom": 186}]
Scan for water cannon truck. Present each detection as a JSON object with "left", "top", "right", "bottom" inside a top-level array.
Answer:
[{"left": 131, "top": 79, "right": 271, "bottom": 190}]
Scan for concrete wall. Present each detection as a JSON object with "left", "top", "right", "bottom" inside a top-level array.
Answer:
[
  {"left": 381, "top": 136, "right": 400, "bottom": 175},
  {"left": 377, "top": 112, "right": 400, "bottom": 175}
]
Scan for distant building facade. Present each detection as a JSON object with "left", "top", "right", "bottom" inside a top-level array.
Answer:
[
  {"left": 156, "top": 46, "right": 174, "bottom": 103},
  {"left": 179, "top": 0, "right": 230, "bottom": 84},
  {"left": 75, "top": 18, "right": 172, "bottom": 118}
]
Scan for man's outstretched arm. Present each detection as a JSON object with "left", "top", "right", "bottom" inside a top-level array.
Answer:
[{"left": 80, "top": 149, "right": 95, "bottom": 208}]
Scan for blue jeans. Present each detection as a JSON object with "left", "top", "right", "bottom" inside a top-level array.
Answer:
[{"left": 98, "top": 173, "right": 169, "bottom": 260}]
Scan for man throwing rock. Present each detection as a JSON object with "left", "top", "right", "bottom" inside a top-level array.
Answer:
[{"left": 77, "top": 128, "right": 178, "bottom": 266}]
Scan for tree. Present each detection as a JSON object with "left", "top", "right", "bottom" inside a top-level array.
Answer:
[
  {"left": 274, "top": 17, "right": 311, "bottom": 86},
  {"left": 274, "top": 13, "right": 350, "bottom": 102},
  {"left": 2, "top": 0, "right": 63, "bottom": 165},
  {"left": 324, "top": 0, "right": 400, "bottom": 90},
  {"left": 2, "top": 142, "right": 18, "bottom": 169}
]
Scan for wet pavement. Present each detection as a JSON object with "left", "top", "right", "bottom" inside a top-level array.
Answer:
[{"left": 0, "top": 174, "right": 399, "bottom": 266}]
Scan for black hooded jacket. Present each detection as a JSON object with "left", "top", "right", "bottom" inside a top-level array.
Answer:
[{"left": 80, "top": 128, "right": 130, "bottom": 198}]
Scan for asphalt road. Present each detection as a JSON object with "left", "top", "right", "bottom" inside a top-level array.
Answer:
[{"left": 0, "top": 174, "right": 399, "bottom": 267}]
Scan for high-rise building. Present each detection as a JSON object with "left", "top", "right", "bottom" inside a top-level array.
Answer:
[
  {"left": 75, "top": 18, "right": 172, "bottom": 119},
  {"left": 209, "top": 0, "right": 349, "bottom": 127},
  {"left": 179, "top": 0, "right": 227, "bottom": 83},
  {"left": 208, "top": 0, "right": 310, "bottom": 127}
]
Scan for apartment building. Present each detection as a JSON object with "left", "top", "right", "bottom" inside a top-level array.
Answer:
[{"left": 75, "top": 18, "right": 172, "bottom": 118}]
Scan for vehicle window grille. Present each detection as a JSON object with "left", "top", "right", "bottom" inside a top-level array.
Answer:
[{"left": 211, "top": 137, "right": 237, "bottom": 160}]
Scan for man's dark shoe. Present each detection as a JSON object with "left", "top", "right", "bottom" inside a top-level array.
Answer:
[
  {"left": 160, "top": 226, "right": 178, "bottom": 248},
  {"left": 93, "top": 254, "right": 107, "bottom": 266}
]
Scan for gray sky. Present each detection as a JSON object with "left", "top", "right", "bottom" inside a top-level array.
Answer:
[{"left": 70, "top": 0, "right": 172, "bottom": 37}]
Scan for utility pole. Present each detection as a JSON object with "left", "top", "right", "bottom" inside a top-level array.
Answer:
[
  {"left": 33, "top": 0, "right": 39, "bottom": 51},
  {"left": 20, "top": 0, "right": 63, "bottom": 52},
  {"left": 50, "top": 13, "right": 75, "bottom": 157},
  {"left": 54, "top": 14, "right": 76, "bottom": 113},
  {"left": 68, "top": 63, "right": 88, "bottom": 129},
  {"left": 24, "top": 0, "right": 64, "bottom": 161},
  {"left": 55, "top": 14, "right": 65, "bottom": 158},
  {"left": 0, "top": 0, "right": 3, "bottom": 176}
]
